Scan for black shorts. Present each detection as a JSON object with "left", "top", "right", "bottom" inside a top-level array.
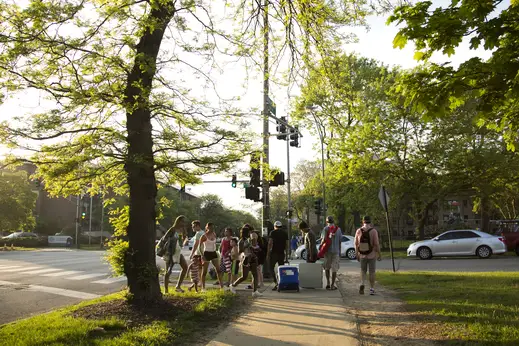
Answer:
[
  {"left": 270, "top": 252, "right": 285, "bottom": 266},
  {"left": 203, "top": 251, "right": 218, "bottom": 262}
]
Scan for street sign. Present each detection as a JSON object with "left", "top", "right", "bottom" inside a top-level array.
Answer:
[
  {"left": 378, "top": 186, "right": 390, "bottom": 212},
  {"left": 267, "top": 96, "right": 276, "bottom": 115}
]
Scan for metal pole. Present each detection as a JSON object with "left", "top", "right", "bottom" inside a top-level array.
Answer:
[
  {"left": 89, "top": 194, "right": 93, "bottom": 245},
  {"left": 312, "top": 111, "right": 326, "bottom": 225},
  {"left": 262, "top": 0, "right": 270, "bottom": 234},
  {"left": 286, "top": 113, "right": 292, "bottom": 260},
  {"left": 382, "top": 186, "right": 396, "bottom": 272},
  {"left": 100, "top": 196, "right": 104, "bottom": 249},
  {"left": 75, "top": 194, "right": 80, "bottom": 249},
  {"left": 320, "top": 131, "right": 326, "bottom": 222}
]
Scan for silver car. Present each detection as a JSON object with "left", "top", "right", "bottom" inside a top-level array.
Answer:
[
  {"left": 407, "top": 230, "right": 507, "bottom": 260},
  {"left": 294, "top": 235, "right": 356, "bottom": 260}
]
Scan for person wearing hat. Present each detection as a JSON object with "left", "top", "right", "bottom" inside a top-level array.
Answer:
[
  {"left": 354, "top": 216, "right": 381, "bottom": 295},
  {"left": 267, "top": 220, "right": 289, "bottom": 291},
  {"left": 320, "top": 216, "right": 343, "bottom": 290}
]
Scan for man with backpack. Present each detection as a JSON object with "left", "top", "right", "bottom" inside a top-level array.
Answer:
[
  {"left": 354, "top": 216, "right": 381, "bottom": 295},
  {"left": 319, "top": 216, "right": 342, "bottom": 290}
]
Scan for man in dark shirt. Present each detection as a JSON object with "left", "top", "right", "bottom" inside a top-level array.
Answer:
[{"left": 267, "top": 220, "right": 289, "bottom": 291}]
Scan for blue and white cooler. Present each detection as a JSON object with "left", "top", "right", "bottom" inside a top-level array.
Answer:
[{"left": 277, "top": 265, "right": 300, "bottom": 292}]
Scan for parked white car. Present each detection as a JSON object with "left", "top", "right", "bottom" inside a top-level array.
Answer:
[
  {"left": 294, "top": 235, "right": 356, "bottom": 260},
  {"left": 407, "top": 230, "right": 507, "bottom": 259}
]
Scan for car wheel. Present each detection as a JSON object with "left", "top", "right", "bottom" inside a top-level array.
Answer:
[
  {"left": 417, "top": 246, "right": 432, "bottom": 260},
  {"left": 346, "top": 248, "right": 356, "bottom": 260},
  {"left": 301, "top": 250, "right": 307, "bottom": 261},
  {"left": 476, "top": 245, "right": 492, "bottom": 259}
]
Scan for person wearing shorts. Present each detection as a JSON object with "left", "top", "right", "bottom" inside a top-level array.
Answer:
[
  {"left": 192, "top": 222, "right": 223, "bottom": 291},
  {"left": 355, "top": 215, "right": 381, "bottom": 295},
  {"left": 189, "top": 220, "right": 205, "bottom": 284},
  {"left": 163, "top": 215, "right": 189, "bottom": 293},
  {"left": 267, "top": 221, "right": 289, "bottom": 291},
  {"left": 321, "top": 216, "right": 342, "bottom": 290}
]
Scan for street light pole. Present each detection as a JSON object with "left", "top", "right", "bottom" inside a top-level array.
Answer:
[
  {"left": 286, "top": 113, "right": 292, "bottom": 253},
  {"left": 88, "top": 194, "right": 93, "bottom": 245},
  {"left": 309, "top": 110, "right": 326, "bottom": 224},
  {"left": 75, "top": 194, "right": 80, "bottom": 249}
]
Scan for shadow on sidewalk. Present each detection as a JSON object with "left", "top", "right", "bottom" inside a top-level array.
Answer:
[{"left": 206, "top": 279, "right": 358, "bottom": 345}]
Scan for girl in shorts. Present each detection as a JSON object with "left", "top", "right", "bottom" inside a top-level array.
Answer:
[{"left": 192, "top": 222, "right": 223, "bottom": 291}]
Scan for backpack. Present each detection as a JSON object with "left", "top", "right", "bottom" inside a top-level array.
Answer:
[
  {"left": 156, "top": 234, "right": 170, "bottom": 257},
  {"left": 358, "top": 228, "right": 374, "bottom": 255}
]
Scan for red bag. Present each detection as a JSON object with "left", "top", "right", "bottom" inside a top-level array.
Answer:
[{"left": 318, "top": 225, "right": 338, "bottom": 258}]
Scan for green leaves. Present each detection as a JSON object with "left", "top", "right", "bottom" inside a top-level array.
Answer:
[
  {"left": 393, "top": 33, "right": 408, "bottom": 49},
  {"left": 387, "top": 0, "right": 519, "bottom": 146}
]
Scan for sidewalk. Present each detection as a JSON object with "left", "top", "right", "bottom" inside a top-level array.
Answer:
[{"left": 207, "top": 276, "right": 359, "bottom": 346}]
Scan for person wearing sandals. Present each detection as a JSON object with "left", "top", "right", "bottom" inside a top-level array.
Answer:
[
  {"left": 230, "top": 226, "right": 262, "bottom": 298},
  {"left": 163, "top": 215, "right": 189, "bottom": 293},
  {"left": 192, "top": 222, "right": 224, "bottom": 291},
  {"left": 219, "top": 227, "right": 234, "bottom": 286},
  {"left": 251, "top": 231, "right": 265, "bottom": 288},
  {"left": 321, "top": 216, "right": 342, "bottom": 291}
]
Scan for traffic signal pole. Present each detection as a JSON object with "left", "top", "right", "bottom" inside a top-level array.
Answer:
[
  {"left": 262, "top": 0, "right": 270, "bottom": 234},
  {"left": 286, "top": 112, "right": 292, "bottom": 253},
  {"left": 75, "top": 194, "right": 80, "bottom": 249}
]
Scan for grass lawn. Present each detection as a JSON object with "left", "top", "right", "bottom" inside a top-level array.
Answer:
[
  {"left": 377, "top": 271, "right": 519, "bottom": 345},
  {"left": 381, "top": 250, "right": 408, "bottom": 259},
  {"left": 0, "top": 246, "right": 40, "bottom": 251},
  {"left": 0, "top": 288, "right": 238, "bottom": 346},
  {"left": 79, "top": 244, "right": 106, "bottom": 251}
]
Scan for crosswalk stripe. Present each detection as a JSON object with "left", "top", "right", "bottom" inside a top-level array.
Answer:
[
  {"left": 42, "top": 270, "right": 83, "bottom": 277},
  {"left": 67, "top": 273, "right": 107, "bottom": 281},
  {"left": 22, "top": 268, "right": 62, "bottom": 275},
  {"left": 0, "top": 266, "right": 41, "bottom": 273},
  {"left": 91, "top": 276, "right": 127, "bottom": 284},
  {"left": 0, "top": 266, "right": 22, "bottom": 270},
  {"left": 0, "top": 281, "right": 101, "bottom": 300}
]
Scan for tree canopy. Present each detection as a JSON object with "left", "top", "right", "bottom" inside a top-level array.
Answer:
[
  {"left": 0, "top": 0, "right": 374, "bottom": 303},
  {"left": 0, "top": 171, "right": 37, "bottom": 233},
  {"left": 388, "top": 0, "right": 519, "bottom": 149}
]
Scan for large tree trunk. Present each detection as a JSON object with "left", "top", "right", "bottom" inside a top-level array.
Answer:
[{"left": 123, "top": 3, "right": 175, "bottom": 304}]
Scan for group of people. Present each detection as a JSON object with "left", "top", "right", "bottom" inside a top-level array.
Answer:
[
  {"left": 299, "top": 215, "right": 382, "bottom": 295},
  {"left": 159, "top": 213, "right": 382, "bottom": 296}
]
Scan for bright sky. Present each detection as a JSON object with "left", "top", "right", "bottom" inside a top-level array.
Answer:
[
  {"left": 189, "top": 0, "right": 505, "bottom": 214},
  {"left": 0, "top": 0, "right": 508, "bottom": 215}
]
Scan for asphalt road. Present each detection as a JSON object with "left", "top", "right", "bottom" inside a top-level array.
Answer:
[
  {"left": 1, "top": 248, "right": 517, "bottom": 325},
  {"left": 340, "top": 254, "right": 519, "bottom": 272}
]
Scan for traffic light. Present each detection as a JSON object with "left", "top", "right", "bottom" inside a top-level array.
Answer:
[
  {"left": 314, "top": 199, "right": 322, "bottom": 215},
  {"left": 250, "top": 152, "right": 261, "bottom": 188},
  {"left": 231, "top": 174, "right": 237, "bottom": 188},
  {"left": 81, "top": 211, "right": 86, "bottom": 220},
  {"left": 270, "top": 171, "right": 285, "bottom": 187},
  {"left": 276, "top": 116, "right": 287, "bottom": 140},
  {"left": 290, "top": 126, "right": 300, "bottom": 147},
  {"left": 245, "top": 186, "right": 261, "bottom": 202}
]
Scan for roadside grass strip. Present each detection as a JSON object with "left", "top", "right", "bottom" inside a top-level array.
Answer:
[
  {"left": 0, "top": 288, "right": 237, "bottom": 346},
  {"left": 377, "top": 271, "right": 519, "bottom": 345}
]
